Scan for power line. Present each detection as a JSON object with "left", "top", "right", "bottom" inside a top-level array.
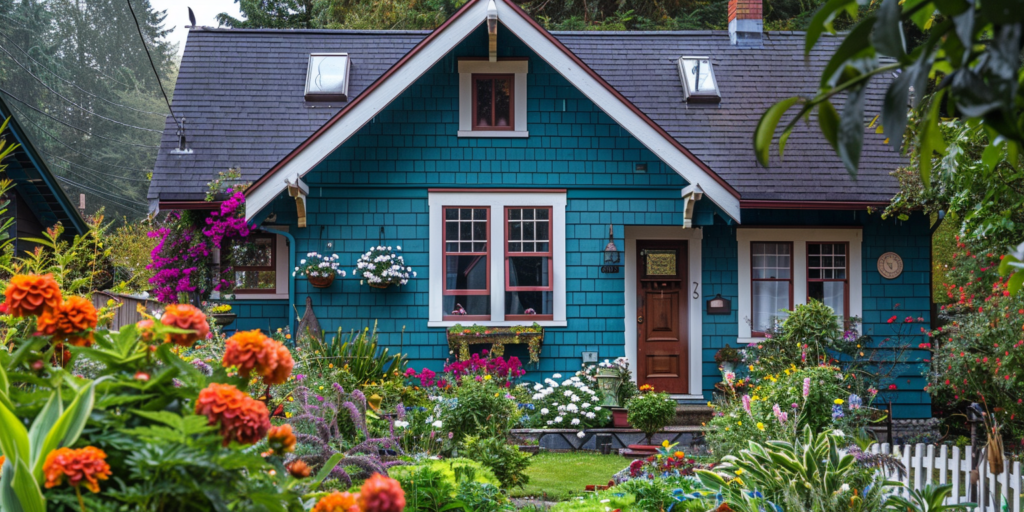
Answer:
[
  {"left": 0, "top": 86, "right": 161, "bottom": 149},
  {"left": 10, "top": 104, "right": 153, "bottom": 172},
  {"left": 125, "top": 0, "right": 181, "bottom": 132},
  {"left": 55, "top": 176, "right": 148, "bottom": 212},
  {"left": 0, "top": 46, "right": 162, "bottom": 133},
  {"left": 0, "top": 32, "right": 167, "bottom": 118},
  {"left": 41, "top": 152, "right": 152, "bottom": 183},
  {"left": 0, "top": 13, "right": 135, "bottom": 90}
]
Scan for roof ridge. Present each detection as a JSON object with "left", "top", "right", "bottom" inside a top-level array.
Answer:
[{"left": 187, "top": 27, "right": 433, "bottom": 35}]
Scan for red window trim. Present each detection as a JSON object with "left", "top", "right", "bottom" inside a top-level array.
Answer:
[
  {"left": 471, "top": 74, "right": 515, "bottom": 131},
  {"left": 805, "top": 241, "right": 850, "bottom": 321},
  {"left": 750, "top": 241, "right": 793, "bottom": 337},
  {"left": 442, "top": 206, "right": 491, "bottom": 321},
  {"left": 231, "top": 234, "right": 277, "bottom": 294},
  {"left": 504, "top": 206, "right": 554, "bottom": 321}
]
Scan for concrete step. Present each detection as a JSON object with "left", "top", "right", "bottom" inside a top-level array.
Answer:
[{"left": 671, "top": 404, "right": 713, "bottom": 426}]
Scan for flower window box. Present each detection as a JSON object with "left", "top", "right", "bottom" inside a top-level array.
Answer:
[{"left": 446, "top": 323, "right": 544, "bottom": 364}]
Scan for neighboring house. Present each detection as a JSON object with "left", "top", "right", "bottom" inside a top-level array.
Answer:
[
  {"left": 150, "top": 0, "right": 932, "bottom": 417},
  {"left": 0, "top": 96, "right": 88, "bottom": 254}
]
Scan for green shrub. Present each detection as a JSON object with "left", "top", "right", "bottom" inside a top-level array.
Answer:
[
  {"left": 462, "top": 436, "right": 532, "bottom": 489},
  {"left": 441, "top": 378, "right": 520, "bottom": 443},
  {"left": 625, "top": 391, "right": 677, "bottom": 444},
  {"left": 455, "top": 480, "right": 513, "bottom": 512},
  {"left": 389, "top": 457, "right": 500, "bottom": 488},
  {"left": 754, "top": 299, "right": 851, "bottom": 375}
]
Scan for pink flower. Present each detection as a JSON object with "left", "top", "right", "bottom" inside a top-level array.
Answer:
[
  {"left": 803, "top": 378, "right": 811, "bottom": 398},
  {"left": 742, "top": 394, "right": 751, "bottom": 414}
]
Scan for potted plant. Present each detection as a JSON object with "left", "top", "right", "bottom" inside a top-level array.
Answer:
[
  {"left": 355, "top": 245, "right": 414, "bottom": 289},
  {"left": 625, "top": 386, "right": 677, "bottom": 445},
  {"left": 295, "top": 252, "right": 346, "bottom": 288},
  {"left": 714, "top": 344, "right": 743, "bottom": 373},
  {"left": 208, "top": 302, "right": 236, "bottom": 326}
]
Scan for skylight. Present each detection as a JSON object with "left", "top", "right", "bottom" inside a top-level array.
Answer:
[
  {"left": 305, "top": 53, "right": 351, "bottom": 102},
  {"left": 678, "top": 56, "right": 720, "bottom": 103}
]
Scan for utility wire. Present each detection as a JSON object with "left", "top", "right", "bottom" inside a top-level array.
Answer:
[
  {"left": 125, "top": 0, "right": 181, "bottom": 131},
  {"left": 41, "top": 152, "right": 152, "bottom": 183},
  {"left": 0, "top": 32, "right": 166, "bottom": 117},
  {"left": 10, "top": 104, "right": 153, "bottom": 172},
  {"left": 0, "top": 13, "right": 134, "bottom": 89},
  {"left": 0, "top": 86, "right": 161, "bottom": 149},
  {"left": 55, "top": 176, "right": 148, "bottom": 212},
  {"left": 0, "top": 46, "right": 162, "bottom": 133}
]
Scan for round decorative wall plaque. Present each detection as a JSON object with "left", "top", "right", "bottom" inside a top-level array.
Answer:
[{"left": 877, "top": 252, "right": 903, "bottom": 279}]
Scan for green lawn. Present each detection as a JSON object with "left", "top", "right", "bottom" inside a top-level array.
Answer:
[{"left": 511, "top": 451, "right": 628, "bottom": 500}]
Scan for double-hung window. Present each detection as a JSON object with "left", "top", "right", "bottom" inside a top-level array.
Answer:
[
  {"left": 429, "top": 191, "right": 566, "bottom": 326},
  {"left": 737, "top": 229, "right": 862, "bottom": 342}
]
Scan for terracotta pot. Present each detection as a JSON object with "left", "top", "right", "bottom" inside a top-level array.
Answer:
[
  {"left": 368, "top": 281, "right": 392, "bottom": 289},
  {"left": 211, "top": 313, "right": 236, "bottom": 326},
  {"left": 611, "top": 407, "right": 629, "bottom": 428},
  {"left": 308, "top": 273, "right": 336, "bottom": 288}
]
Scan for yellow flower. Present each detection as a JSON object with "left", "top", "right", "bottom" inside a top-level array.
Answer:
[
  {"left": 319, "top": 386, "right": 324, "bottom": 390},
  {"left": 737, "top": 421, "right": 742, "bottom": 426},
  {"left": 484, "top": 375, "right": 492, "bottom": 380},
  {"left": 287, "top": 396, "right": 294, "bottom": 402},
  {"left": 731, "top": 477, "right": 745, "bottom": 486},
  {"left": 834, "top": 399, "right": 844, "bottom": 405},
  {"left": 757, "top": 422, "right": 765, "bottom": 431},
  {"left": 285, "top": 334, "right": 291, "bottom": 339},
  {"left": 748, "top": 365, "right": 754, "bottom": 371},
  {"left": 329, "top": 363, "right": 334, "bottom": 369},
  {"left": 735, "top": 468, "right": 745, "bottom": 475},
  {"left": 662, "top": 440, "right": 670, "bottom": 448},
  {"left": 285, "top": 412, "right": 292, "bottom": 418}
]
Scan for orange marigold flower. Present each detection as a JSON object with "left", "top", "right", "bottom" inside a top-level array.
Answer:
[
  {"left": 0, "top": 455, "right": 5, "bottom": 474},
  {"left": 195, "top": 382, "right": 271, "bottom": 446},
  {"left": 42, "top": 446, "right": 112, "bottom": 493},
  {"left": 358, "top": 473, "right": 406, "bottom": 512},
  {"left": 4, "top": 274, "right": 62, "bottom": 317},
  {"left": 286, "top": 459, "right": 312, "bottom": 478},
  {"left": 314, "top": 491, "right": 361, "bottom": 512},
  {"left": 160, "top": 304, "right": 210, "bottom": 346},
  {"left": 36, "top": 296, "right": 98, "bottom": 347},
  {"left": 136, "top": 319, "right": 156, "bottom": 342},
  {"left": 222, "top": 330, "right": 294, "bottom": 385},
  {"left": 267, "top": 424, "right": 297, "bottom": 454}
]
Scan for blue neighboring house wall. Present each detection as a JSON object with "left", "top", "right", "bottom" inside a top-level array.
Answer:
[{"left": 233, "top": 25, "right": 931, "bottom": 417}]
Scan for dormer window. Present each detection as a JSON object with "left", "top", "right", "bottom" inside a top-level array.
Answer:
[
  {"left": 472, "top": 75, "right": 514, "bottom": 130},
  {"left": 678, "top": 56, "right": 720, "bottom": 103},
  {"left": 305, "top": 53, "right": 351, "bottom": 102}
]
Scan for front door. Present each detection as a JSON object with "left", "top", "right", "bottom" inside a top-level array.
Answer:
[{"left": 636, "top": 240, "right": 688, "bottom": 394}]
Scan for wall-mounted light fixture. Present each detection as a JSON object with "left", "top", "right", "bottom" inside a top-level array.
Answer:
[{"left": 601, "top": 224, "right": 621, "bottom": 273}]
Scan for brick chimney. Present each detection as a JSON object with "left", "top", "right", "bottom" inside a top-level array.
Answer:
[{"left": 728, "top": 0, "right": 763, "bottom": 46}]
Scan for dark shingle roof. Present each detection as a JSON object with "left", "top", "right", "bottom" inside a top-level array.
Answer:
[{"left": 150, "top": 28, "right": 903, "bottom": 203}]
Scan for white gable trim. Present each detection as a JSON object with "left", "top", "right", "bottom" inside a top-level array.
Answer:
[{"left": 244, "top": 0, "right": 741, "bottom": 222}]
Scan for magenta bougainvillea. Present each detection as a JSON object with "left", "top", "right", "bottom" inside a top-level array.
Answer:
[{"left": 147, "top": 190, "right": 252, "bottom": 302}]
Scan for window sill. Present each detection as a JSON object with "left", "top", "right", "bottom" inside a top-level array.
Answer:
[
  {"left": 457, "top": 130, "right": 529, "bottom": 138},
  {"left": 428, "top": 320, "right": 566, "bottom": 328},
  {"left": 232, "top": 293, "right": 289, "bottom": 300},
  {"left": 737, "top": 336, "right": 767, "bottom": 344}
]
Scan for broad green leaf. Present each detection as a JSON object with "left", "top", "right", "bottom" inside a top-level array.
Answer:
[
  {"left": 0, "top": 352, "right": 8, "bottom": 396},
  {"left": 918, "top": 90, "right": 947, "bottom": 189},
  {"left": 806, "top": 0, "right": 858, "bottom": 55},
  {"left": 130, "top": 409, "right": 185, "bottom": 430},
  {"left": 982, "top": 140, "right": 1004, "bottom": 172},
  {"left": 872, "top": 0, "right": 907, "bottom": 59},
  {"left": 838, "top": 86, "right": 868, "bottom": 176},
  {"left": 0, "top": 457, "right": 24, "bottom": 512},
  {"left": 32, "top": 379, "right": 97, "bottom": 479},
  {"left": 11, "top": 457, "right": 44, "bottom": 512},
  {"left": 821, "top": 18, "right": 877, "bottom": 88},
  {"left": 312, "top": 453, "right": 346, "bottom": 490},
  {"left": 779, "top": 125, "right": 794, "bottom": 158},
  {"left": 818, "top": 101, "right": 841, "bottom": 150},
  {"left": 1007, "top": 269, "right": 1024, "bottom": 295},
  {"left": 26, "top": 393, "right": 62, "bottom": 468},
  {"left": 755, "top": 97, "right": 801, "bottom": 167},
  {"left": 0, "top": 397, "right": 29, "bottom": 464}
]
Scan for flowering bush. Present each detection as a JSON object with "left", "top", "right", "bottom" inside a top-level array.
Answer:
[
  {"left": 624, "top": 389, "right": 677, "bottom": 444},
  {"left": 295, "top": 251, "right": 347, "bottom": 279},
  {"left": 525, "top": 373, "right": 610, "bottom": 436},
  {"left": 355, "top": 246, "right": 414, "bottom": 287}
]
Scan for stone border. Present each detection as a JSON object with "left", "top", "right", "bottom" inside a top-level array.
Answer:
[{"left": 511, "top": 427, "right": 705, "bottom": 452}]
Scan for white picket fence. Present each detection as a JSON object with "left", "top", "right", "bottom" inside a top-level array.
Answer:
[{"left": 868, "top": 444, "right": 1023, "bottom": 511}]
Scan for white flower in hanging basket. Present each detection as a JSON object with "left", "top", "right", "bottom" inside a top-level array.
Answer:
[
  {"left": 294, "top": 252, "right": 345, "bottom": 278},
  {"left": 355, "top": 245, "right": 413, "bottom": 288}
]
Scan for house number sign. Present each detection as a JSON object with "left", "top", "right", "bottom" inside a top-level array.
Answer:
[{"left": 877, "top": 252, "right": 904, "bottom": 279}]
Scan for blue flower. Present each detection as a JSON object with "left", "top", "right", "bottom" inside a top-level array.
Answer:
[{"left": 832, "top": 404, "right": 845, "bottom": 420}]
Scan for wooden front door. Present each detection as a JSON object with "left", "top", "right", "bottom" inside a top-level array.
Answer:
[{"left": 637, "top": 240, "right": 688, "bottom": 394}]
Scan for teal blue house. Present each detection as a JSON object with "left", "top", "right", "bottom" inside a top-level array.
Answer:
[{"left": 150, "top": 0, "right": 931, "bottom": 417}]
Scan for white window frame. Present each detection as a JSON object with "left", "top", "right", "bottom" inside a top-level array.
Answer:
[
  {"left": 428, "top": 191, "right": 566, "bottom": 326},
  {"left": 736, "top": 228, "right": 862, "bottom": 343},
  {"left": 457, "top": 59, "right": 529, "bottom": 138},
  {"left": 211, "top": 228, "right": 290, "bottom": 300}
]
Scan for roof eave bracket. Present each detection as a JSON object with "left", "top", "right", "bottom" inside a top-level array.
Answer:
[
  {"left": 681, "top": 183, "right": 704, "bottom": 229},
  {"left": 286, "top": 174, "right": 309, "bottom": 228}
]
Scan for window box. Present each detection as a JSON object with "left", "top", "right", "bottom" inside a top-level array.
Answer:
[{"left": 446, "top": 323, "right": 544, "bottom": 364}]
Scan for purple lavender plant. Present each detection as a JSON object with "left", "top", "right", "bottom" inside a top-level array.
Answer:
[{"left": 285, "top": 385, "right": 404, "bottom": 484}]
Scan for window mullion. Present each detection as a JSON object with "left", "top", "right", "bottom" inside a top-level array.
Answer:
[{"left": 492, "top": 204, "right": 505, "bottom": 322}]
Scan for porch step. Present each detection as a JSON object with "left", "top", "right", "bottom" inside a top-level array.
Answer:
[{"left": 670, "top": 404, "right": 713, "bottom": 426}]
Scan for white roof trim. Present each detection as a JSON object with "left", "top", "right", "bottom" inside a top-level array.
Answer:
[{"left": 244, "top": 0, "right": 741, "bottom": 222}]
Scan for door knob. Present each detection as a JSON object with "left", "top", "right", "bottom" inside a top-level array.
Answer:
[{"left": 637, "top": 316, "right": 644, "bottom": 324}]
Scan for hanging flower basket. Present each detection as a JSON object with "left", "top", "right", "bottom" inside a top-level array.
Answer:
[
  {"left": 308, "top": 273, "right": 335, "bottom": 288},
  {"left": 355, "top": 245, "right": 415, "bottom": 289}
]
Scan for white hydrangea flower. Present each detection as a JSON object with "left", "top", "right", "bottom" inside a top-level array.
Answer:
[
  {"left": 571, "top": 418, "right": 580, "bottom": 425},
  {"left": 540, "top": 408, "right": 549, "bottom": 415},
  {"left": 576, "top": 431, "right": 585, "bottom": 439},
  {"left": 552, "top": 373, "right": 562, "bottom": 379},
  {"left": 554, "top": 416, "right": 563, "bottom": 423}
]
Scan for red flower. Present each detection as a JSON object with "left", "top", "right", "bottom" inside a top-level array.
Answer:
[
  {"left": 887, "top": 316, "right": 897, "bottom": 324},
  {"left": 161, "top": 304, "right": 210, "bottom": 346},
  {"left": 222, "top": 330, "right": 294, "bottom": 385},
  {"left": 358, "top": 473, "right": 406, "bottom": 512},
  {"left": 4, "top": 274, "right": 62, "bottom": 317},
  {"left": 888, "top": 384, "right": 898, "bottom": 390},
  {"left": 42, "top": 446, "right": 112, "bottom": 493}
]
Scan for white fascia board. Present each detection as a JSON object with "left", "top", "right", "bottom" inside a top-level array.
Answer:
[
  {"left": 495, "top": 0, "right": 741, "bottom": 223},
  {"left": 245, "top": 0, "right": 491, "bottom": 220}
]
